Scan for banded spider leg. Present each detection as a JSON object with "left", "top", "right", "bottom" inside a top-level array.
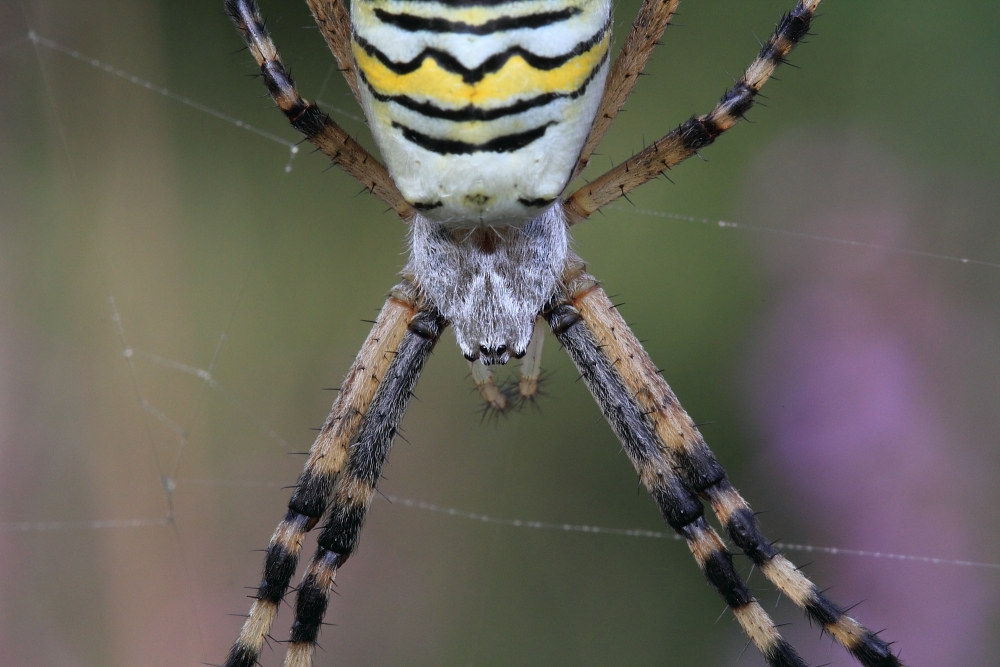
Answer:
[
  {"left": 567, "top": 0, "right": 823, "bottom": 223},
  {"left": 225, "top": 0, "right": 412, "bottom": 218},
  {"left": 547, "top": 259, "right": 901, "bottom": 667},
  {"left": 224, "top": 282, "right": 445, "bottom": 667}
]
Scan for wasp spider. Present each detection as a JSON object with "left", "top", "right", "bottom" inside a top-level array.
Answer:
[{"left": 222, "top": 0, "right": 902, "bottom": 665}]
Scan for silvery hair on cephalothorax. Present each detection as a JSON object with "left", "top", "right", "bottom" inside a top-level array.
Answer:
[{"left": 406, "top": 203, "right": 568, "bottom": 366}]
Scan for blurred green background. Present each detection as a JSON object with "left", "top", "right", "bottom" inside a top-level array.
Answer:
[{"left": 1, "top": 1, "right": 999, "bottom": 665}]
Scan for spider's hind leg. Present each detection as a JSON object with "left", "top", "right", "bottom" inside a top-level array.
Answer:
[
  {"left": 305, "top": 0, "right": 361, "bottom": 103},
  {"left": 574, "top": 0, "right": 681, "bottom": 178},
  {"left": 225, "top": 0, "right": 413, "bottom": 219},
  {"left": 545, "top": 260, "right": 902, "bottom": 667},
  {"left": 566, "top": 0, "right": 822, "bottom": 223}
]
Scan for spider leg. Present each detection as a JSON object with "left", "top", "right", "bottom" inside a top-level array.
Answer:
[
  {"left": 544, "top": 273, "right": 805, "bottom": 667},
  {"left": 573, "top": 0, "right": 680, "bottom": 179},
  {"left": 705, "top": 482, "right": 902, "bottom": 666},
  {"left": 305, "top": 0, "right": 361, "bottom": 104},
  {"left": 517, "top": 318, "right": 546, "bottom": 403},
  {"left": 544, "top": 258, "right": 901, "bottom": 667},
  {"left": 468, "top": 320, "right": 546, "bottom": 414},
  {"left": 469, "top": 359, "right": 513, "bottom": 415},
  {"left": 225, "top": 0, "right": 414, "bottom": 219},
  {"left": 565, "top": 0, "right": 821, "bottom": 224},
  {"left": 282, "top": 306, "right": 445, "bottom": 667},
  {"left": 223, "top": 282, "right": 436, "bottom": 667}
]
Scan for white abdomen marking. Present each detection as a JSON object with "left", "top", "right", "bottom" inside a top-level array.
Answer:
[{"left": 352, "top": 0, "right": 612, "bottom": 226}]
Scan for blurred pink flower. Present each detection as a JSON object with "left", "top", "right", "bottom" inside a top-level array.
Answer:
[{"left": 741, "top": 133, "right": 996, "bottom": 665}]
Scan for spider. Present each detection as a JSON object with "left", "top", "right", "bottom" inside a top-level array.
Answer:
[{"left": 222, "top": 0, "right": 902, "bottom": 665}]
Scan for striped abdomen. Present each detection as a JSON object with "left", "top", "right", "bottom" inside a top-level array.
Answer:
[{"left": 352, "top": 0, "right": 611, "bottom": 226}]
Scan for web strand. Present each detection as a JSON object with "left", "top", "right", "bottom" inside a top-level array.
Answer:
[
  {"left": 15, "top": 9, "right": 209, "bottom": 656},
  {"left": 607, "top": 205, "right": 1000, "bottom": 270},
  {"left": 0, "top": 518, "right": 172, "bottom": 532},
  {"left": 8, "top": 476, "right": 997, "bottom": 572},
  {"left": 24, "top": 30, "right": 299, "bottom": 168}
]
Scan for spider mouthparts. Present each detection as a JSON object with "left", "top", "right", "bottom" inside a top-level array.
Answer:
[{"left": 477, "top": 344, "right": 510, "bottom": 366}]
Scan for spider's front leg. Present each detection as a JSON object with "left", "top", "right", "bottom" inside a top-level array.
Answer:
[
  {"left": 544, "top": 260, "right": 901, "bottom": 667},
  {"left": 224, "top": 282, "right": 444, "bottom": 667},
  {"left": 283, "top": 304, "right": 444, "bottom": 667}
]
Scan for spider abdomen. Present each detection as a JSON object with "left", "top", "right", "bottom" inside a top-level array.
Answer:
[{"left": 352, "top": 0, "right": 611, "bottom": 226}]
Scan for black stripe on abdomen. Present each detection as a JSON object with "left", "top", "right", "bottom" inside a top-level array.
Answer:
[
  {"left": 392, "top": 121, "right": 554, "bottom": 154},
  {"left": 373, "top": 7, "right": 580, "bottom": 34}
]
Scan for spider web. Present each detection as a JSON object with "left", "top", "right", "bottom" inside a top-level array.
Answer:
[{"left": 2, "top": 1, "right": 999, "bottom": 666}]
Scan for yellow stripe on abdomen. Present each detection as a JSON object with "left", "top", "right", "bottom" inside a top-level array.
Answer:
[{"left": 354, "top": 32, "right": 609, "bottom": 109}]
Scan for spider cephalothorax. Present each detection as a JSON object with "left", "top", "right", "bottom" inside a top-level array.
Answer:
[
  {"left": 408, "top": 205, "right": 568, "bottom": 364},
  {"left": 222, "top": 1, "right": 904, "bottom": 666}
]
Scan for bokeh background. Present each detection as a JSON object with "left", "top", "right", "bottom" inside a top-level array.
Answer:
[{"left": 2, "top": 1, "right": 999, "bottom": 665}]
